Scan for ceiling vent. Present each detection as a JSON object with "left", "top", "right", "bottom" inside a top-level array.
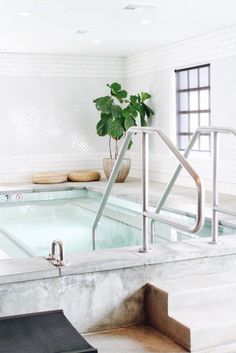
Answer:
[{"left": 123, "top": 3, "right": 156, "bottom": 11}]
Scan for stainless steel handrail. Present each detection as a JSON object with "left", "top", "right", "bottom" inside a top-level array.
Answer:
[
  {"left": 47, "top": 239, "right": 65, "bottom": 267},
  {"left": 92, "top": 127, "right": 205, "bottom": 252},
  {"left": 151, "top": 126, "right": 236, "bottom": 244}
]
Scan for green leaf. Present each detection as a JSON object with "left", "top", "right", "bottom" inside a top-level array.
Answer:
[
  {"left": 122, "top": 105, "right": 138, "bottom": 119},
  {"left": 137, "top": 104, "right": 145, "bottom": 118},
  {"left": 116, "top": 90, "right": 128, "bottom": 100},
  {"left": 96, "top": 116, "right": 109, "bottom": 136},
  {"left": 111, "top": 105, "right": 122, "bottom": 118},
  {"left": 107, "top": 82, "right": 128, "bottom": 102},
  {"left": 140, "top": 116, "right": 147, "bottom": 127},
  {"left": 118, "top": 113, "right": 125, "bottom": 128},
  {"left": 122, "top": 107, "right": 131, "bottom": 119},
  {"left": 107, "top": 119, "right": 124, "bottom": 139},
  {"left": 129, "top": 104, "right": 138, "bottom": 118},
  {"left": 130, "top": 95, "right": 138, "bottom": 105},
  {"left": 101, "top": 112, "right": 111, "bottom": 119},
  {"left": 143, "top": 103, "right": 154, "bottom": 117},
  {"left": 137, "top": 94, "right": 141, "bottom": 103},
  {"left": 124, "top": 117, "right": 136, "bottom": 131},
  {"left": 94, "top": 96, "right": 112, "bottom": 114},
  {"left": 109, "top": 82, "right": 121, "bottom": 93},
  {"left": 141, "top": 92, "right": 151, "bottom": 102}
]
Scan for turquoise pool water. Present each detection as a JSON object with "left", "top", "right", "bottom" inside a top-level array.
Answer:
[{"left": 0, "top": 188, "right": 235, "bottom": 259}]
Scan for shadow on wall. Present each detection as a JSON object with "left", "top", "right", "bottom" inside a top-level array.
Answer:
[{"left": 86, "top": 287, "right": 146, "bottom": 333}]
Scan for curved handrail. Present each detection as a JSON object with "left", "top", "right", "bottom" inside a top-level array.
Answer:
[
  {"left": 92, "top": 127, "right": 205, "bottom": 251},
  {"left": 151, "top": 126, "right": 236, "bottom": 244}
]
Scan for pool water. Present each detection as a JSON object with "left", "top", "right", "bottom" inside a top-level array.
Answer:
[
  {"left": 0, "top": 200, "right": 142, "bottom": 258},
  {"left": 0, "top": 188, "right": 235, "bottom": 259}
]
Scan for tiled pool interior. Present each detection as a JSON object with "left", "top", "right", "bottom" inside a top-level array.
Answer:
[{"left": 0, "top": 188, "right": 235, "bottom": 260}]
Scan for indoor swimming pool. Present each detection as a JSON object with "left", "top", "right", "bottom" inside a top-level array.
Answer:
[{"left": 0, "top": 187, "right": 235, "bottom": 260}]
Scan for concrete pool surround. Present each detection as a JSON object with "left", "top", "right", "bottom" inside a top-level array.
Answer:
[{"left": 0, "top": 179, "right": 236, "bottom": 351}]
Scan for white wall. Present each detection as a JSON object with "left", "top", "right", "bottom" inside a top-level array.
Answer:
[
  {"left": 125, "top": 26, "right": 236, "bottom": 195},
  {"left": 0, "top": 53, "right": 124, "bottom": 182}
]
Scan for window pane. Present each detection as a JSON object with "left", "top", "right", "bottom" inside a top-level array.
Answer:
[
  {"left": 179, "top": 114, "right": 188, "bottom": 132},
  {"left": 179, "top": 92, "right": 188, "bottom": 111},
  {"left": 189, "top": 91, "right": 198, "bottom": 110},
  {"left": 200, "top": 135, "right": 210, "bottom": 151},
  {"left": 199, "top": 67, "right": 209, "bottom": 87},
  {"left": 179, "top": 135, "right": 189, "bottom": 150},
  {"left": 200, "top": 90, "right": 209, "bottom": 110},
  {"left": 190, "top": 113, "right": 199, "bottom": 133},
  {"left": 178, "top": 71, "right": 188, "bottom": 89},
  {"left": 189, "top": 69, "right": 198, "bottom": 88},
  {"left": 200, "top": 113, "right": 210, "bottom": 126},
  {"left": 176, "top": 64, "right": 210, "bottom": 152}
]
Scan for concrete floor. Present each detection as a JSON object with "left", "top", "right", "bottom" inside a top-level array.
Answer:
[
  {"left": 85, "top": 325, "right": 236, "bottom": 353},
  {"left": 85, "top": 326, "right": 187, "bottom": 353}
]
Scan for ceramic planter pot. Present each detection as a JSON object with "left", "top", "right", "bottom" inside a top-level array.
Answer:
[{"left": 103, "top": 158, "right": 131, "bottom": 183}]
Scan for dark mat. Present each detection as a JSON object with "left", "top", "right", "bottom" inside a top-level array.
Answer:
[{"left": 0, "top": 310, "right": 98, "bottom": 353}]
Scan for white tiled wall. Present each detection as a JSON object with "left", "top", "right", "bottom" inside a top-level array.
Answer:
[
  {"left": 1, "top": 27, "right": 236, "bottom": 194},
  {"left": 125, "top": 26, "right": 236, "bottom": 77},
  {"left": 0, "top": 53, "right": 124, "bottom": 78},
  {"left": 125, "top": 26, "right": 236, "bottom": 195},
  {"left": 0, "top": 54, "right": 125, "bottom": 182}
]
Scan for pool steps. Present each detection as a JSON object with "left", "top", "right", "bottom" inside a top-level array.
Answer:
[
  {"left": 146, "top": 270, "right": 236, "bottom": 351},
  {"left": 72, "top": 198, "right": 197, "bottom": 242}
]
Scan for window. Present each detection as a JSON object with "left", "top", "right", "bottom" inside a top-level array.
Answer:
[{"left": 176, "top": 64, "right": 211, "bottom": 152}]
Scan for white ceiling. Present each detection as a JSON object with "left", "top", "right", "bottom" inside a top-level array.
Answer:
[{"left": 0, "top": 0, "right": 236, "bottom": 56}]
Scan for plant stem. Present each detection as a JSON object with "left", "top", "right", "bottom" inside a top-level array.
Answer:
[
  {"left": 115, "top": 138, "right": 118, "bottom": 159},
  {"left": 109, "top": 136, "right": 112, "bottom": 159}
]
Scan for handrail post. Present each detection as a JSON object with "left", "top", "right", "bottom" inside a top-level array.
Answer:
[
  {"left": 211, "top": 132, "right": 219, "bottom": 244},
  {"left": 140, "top": 131, "right": 150, "bottom": 253}
]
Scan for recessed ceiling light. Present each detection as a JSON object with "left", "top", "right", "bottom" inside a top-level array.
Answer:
[
  {"left": 18, "top": 11, "right": 31, "bottom": 17},
  {"left": 140, "top": 20, "right": 152, "bottom": 25},
  {"left": 92, "top": 40, "right": 101, "bottom": 44}
]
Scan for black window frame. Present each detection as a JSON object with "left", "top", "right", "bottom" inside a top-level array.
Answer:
[{"left": 175, "top": 64, "right": 211, "bottom": 152}]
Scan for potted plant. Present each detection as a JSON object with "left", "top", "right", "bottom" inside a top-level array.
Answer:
[{"left": 93, "top": 82, "right": 154, "bottom": 182}]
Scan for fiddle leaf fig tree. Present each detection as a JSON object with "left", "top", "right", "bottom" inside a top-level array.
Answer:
[{"left": 93, "top": 82, "right": 154, "bottom": 159}]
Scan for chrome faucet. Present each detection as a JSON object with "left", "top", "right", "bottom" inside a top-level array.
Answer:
[{"left": 47, "top": 239, "right": 65, "bottom": 267}]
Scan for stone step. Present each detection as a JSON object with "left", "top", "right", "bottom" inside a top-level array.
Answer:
[{"left": 146, "top": 271, "right": 236, "bottom": 351}]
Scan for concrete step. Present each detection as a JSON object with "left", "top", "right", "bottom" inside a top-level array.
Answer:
[
  {"left": 146, "top": 270, "right": 236, "bottom": 352},
  {"left": 174, "top": 301, "right": 236, "bottom": 351},
  {"left": 152, "top": 270, "right": 236, "bottom": 310}
]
